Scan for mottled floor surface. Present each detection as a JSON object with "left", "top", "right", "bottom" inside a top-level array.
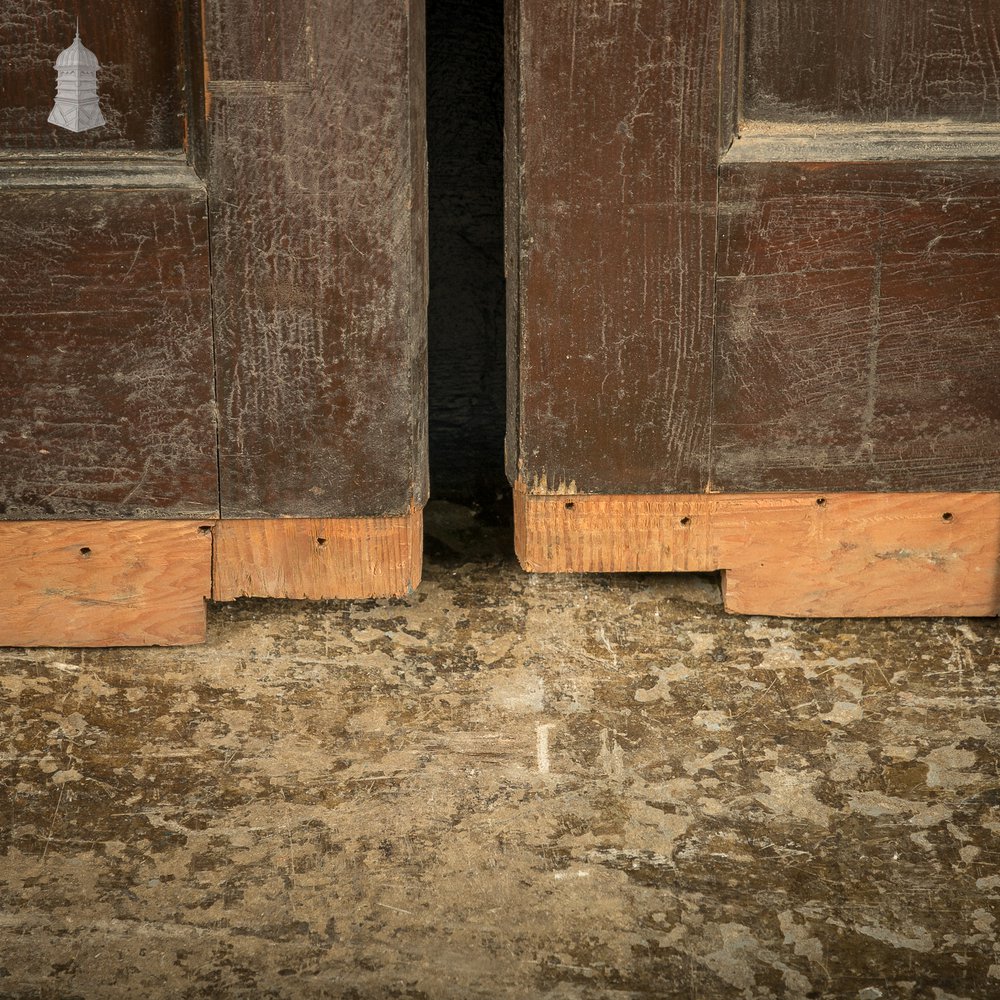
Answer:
[{"left": 2, "top": 502, "right": 999, "bottom": 1000}]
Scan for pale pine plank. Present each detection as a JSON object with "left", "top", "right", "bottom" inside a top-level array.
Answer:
[
  {"left": 0, "top": 521, "right": 213, "bottom": 647},
  {"left": 515, "top": 484, "right": 1000, "bottom": 618},
  {"left": 212, "top": 511, "right": 423, "bottom": 601}
]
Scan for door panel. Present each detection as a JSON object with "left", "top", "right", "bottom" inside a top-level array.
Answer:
[
  {"left": 744, "top": 0, "right": 1000, "bottom": 122},
  {"left": 714, "top": 0, "right": 1000, "bottom": 493},
  {"left": 715, "top": 161, "right": 1000, "bottom": 492},
  {"left": 0, "top": 2, "right": 186, "bottom": 149},
  {"left": 0, "top": 171, "right": 216, "bottom": 519},
  {"left": 0, "top": 3, "right": 216, "bottom": 522}
]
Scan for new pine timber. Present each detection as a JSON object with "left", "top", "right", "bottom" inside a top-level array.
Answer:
[
  {"left": 515, "top": 487, "right": 1000, "bottom": 618},
  {"left": 0, "top": 521, "right": 213, "bottom": 647},
  {"left": 212, "top": 512, "right": 423, "bottom": 601},
  {"left": 205, "top": 0, "right": 428, "bottom": 520}
]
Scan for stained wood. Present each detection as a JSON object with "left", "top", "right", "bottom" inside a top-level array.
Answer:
[
  {"left": 212, "top": 512, "right": 423, "bottom": 601},
  {"left": 714, "top": 160, "right": 1000, "bottom": 493},
  {"left": 515, "top": 486, "right": 1000, "bottom": 618},
  {"left": 507, "top": 0, "right": 720, "bottom": 494},
  {"left": 205, "top": 0, "right": 428, "bottom": 519},
  {"left": 0, "top": 169, "right": 217, "bottom": 519},
  {"left": 0, "top": 1, "right": 186, "bottom": 150},
  {"left": 744, "top": 0, "right": 1000, "bottom": 123},
  {"left": 0, "top": 520, "right": 213, "bottom": 647}
]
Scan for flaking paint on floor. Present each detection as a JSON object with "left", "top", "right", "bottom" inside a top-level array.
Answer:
[{"left": 1, "top": 502, "right": 999, "bottom": 999}]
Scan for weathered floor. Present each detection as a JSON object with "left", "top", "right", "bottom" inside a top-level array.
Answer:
[{"left": 2, "top": 502, "right": 999, "bottom": 999}]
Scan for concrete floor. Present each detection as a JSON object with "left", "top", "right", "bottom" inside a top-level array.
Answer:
[{"left": 2, "top": 502, "right": 999, "bottom": 999}]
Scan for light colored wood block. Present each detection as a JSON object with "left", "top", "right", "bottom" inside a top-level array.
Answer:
[
  {"left": 515, "top": 484, "right": 1000, "bottom": 618},
  {"left": 0, "top": 521, "right": 213, "bottom": 647},
  {"left": 212, "top": 510, "right": 423, "bottom": 601}
]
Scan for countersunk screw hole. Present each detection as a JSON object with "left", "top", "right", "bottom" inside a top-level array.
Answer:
[
  {"left": 816, "top": 497, "right": 827, "bottom": 506},
  {"left": 79, "top": 547, "right": 91, "bottom": 557},
  {"left": 317, "top": 537, "right": 327, "bottom": 547},
  {"left": 680, "top": 516, "right": 691, "bottom": 527},
  {"left": 565, "top": 502, "right": 575, "bottom": 510},
  {"left": 942, "top": 512, "right": 953, "bottom": 522}
]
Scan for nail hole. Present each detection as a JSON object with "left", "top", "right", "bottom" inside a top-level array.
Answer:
[
  {"left": 79, "top": 547, "right": 92, "bottom": 557},
  {"left": 565, "top": 502, "right": 575, "bottom": 510},
  {"left": 317, "top": 537, "right": 327, "bottom": 547},
  {"left": 816, "top": 497, "right": 827, "bottom": 506},
  {"left": 680, "top": 516, "right": 691, "bottom": 527},
  {"left": 942, "top": 512, "right": 953, "bottom": 522}
]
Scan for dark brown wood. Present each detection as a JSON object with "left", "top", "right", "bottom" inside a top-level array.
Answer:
[
  {"left": 507, "top": 0, "right": 721, "bottom": 495},
  {"left": 0, "top": 160, "right": 217, "bottom": 519},
  {"left": 0, "top": 1, "right": 188, "bottom": 151},
  {"left": 714, "top": 158, "right": 1000, "bottom": 493},
  {"left": 205, "top": 0, "right": 428, "bottom": 519},
  {"left": 180, "top": 0, "right": 210, "bottom": 178},
  {"left": 504, "top": 0, "right": 522, "bottom": 485},
  {"left": 744, "top": 0, "right": 1000, "bottom": 123}
]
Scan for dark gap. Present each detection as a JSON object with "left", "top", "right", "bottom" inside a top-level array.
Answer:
[{"left": 426, "top": 0, "right": 508, "bottom": 522}]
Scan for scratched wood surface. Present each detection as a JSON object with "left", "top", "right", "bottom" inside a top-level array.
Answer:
[
  {"left": 744, "top": 0, "right": 1000, "bottom": 123},
  {"left": 0, "top": 168, "right": 218, "bottom": 520},
  {"left": 205, "top": 0, "right": 428, "bottom": 519},
  {"left": 0, "top": 1, "right": 187, "bottom": 150},
  {"left": 0, "top": 520, "right": 213, "bottom": 647},
  {"left": 714, "top": 160, "right": 1000, "bottom": 493},
  {"left": 506, "top": 0, "right": 720, "bottom": 495},
  {"left": 515, "top": 488, "right": 1000, "bottom": 617}
]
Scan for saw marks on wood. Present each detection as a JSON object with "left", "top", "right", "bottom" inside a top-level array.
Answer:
[
  {"left": 515, "top": 487, "right": 1000, "bottom": 618},
  {"left": 212, "top": 512, "right": 424, "bottom": 601},
  {"left": 0, "top": 520, "right": 213, "bottom": 647}
]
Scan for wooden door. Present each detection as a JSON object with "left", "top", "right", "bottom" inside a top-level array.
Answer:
[
  {"left": 0, "top": 1, "right": 427, "bottom": 645},
  {"left": 508, "top": 0, "right": 1000, "bottom": 616}
]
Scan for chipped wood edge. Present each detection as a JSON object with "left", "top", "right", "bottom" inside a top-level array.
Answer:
[
  {"left": 0, "top": 520, "right": 214, "bottom": 648},
  {"left": 211, "top": 509, "right": 423, "bottom": 602},
  {"left": 514, "top": 482, "right": 1000, "bottom": 618}
]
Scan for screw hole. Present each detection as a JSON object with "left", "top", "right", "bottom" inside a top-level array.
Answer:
[
  {"left": 79, "top": 546, "right": 91, "bottom": 557},
  {"left": 942, "top": 512, "right": 953, "bottom": 522},
  {"left": 680, "top": 516, "right": 691, "bottom": 527},
  {"left": 317, "top": 537, "right": 327, "bottom": 547},
  {"left": 816, "top": 497, "right": 827, "bottom": 506},
  {"left": 565, "top": 502, "right": 575, "bottom": 510}
]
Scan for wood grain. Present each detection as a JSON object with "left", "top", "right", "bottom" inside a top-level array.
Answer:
[
  {"left": 0, "top": 167, "right": 218, "bottom": 519},
  {"left": 714, "top": 160, "right": 1000, "bottom": 493},
  {"left": 205, "top": 0, "right": 428, "bottom": 519},
  {"left": 744, "top": 0, "right": 1000, "bottom": 123},
  {"left": 0, "top": 1, "right": 187, "bottom": 150},
  {"left": 507, "top": 0, "right": 720, "bottom": 494},
  {"left": 212, "top": 512, "right": 423, "bottom": 601},
  {"left": 515, "top": 486, "right": 1000, "bottom": 618},
  {"left": 0, "top": 520, "right": 212, "bottom": 647}
]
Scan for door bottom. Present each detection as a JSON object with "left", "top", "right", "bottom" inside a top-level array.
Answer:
[
  {"left": 1, "top": 511, "right": 423, "bottom": 647},
  {"left": 514, "top": 483, "right": 1000, "bottom": 618}
]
